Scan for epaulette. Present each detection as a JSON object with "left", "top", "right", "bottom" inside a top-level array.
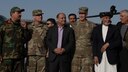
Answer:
[
  {"left": 87, "top": 20, "right": 97, "bottom": 27},
  {"left": 4, "top": 19, "right": 13, "bottom": 25},
  {"left": 43, "top": 24, "right": 48, "bottom": 30}
]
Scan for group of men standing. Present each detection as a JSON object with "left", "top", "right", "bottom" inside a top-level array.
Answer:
[
  {"left": 68, "top": 7, "right": 128, "bottom": 72},
  {"left": 0, "top": 6, "right": 128, "bottom": 72}
]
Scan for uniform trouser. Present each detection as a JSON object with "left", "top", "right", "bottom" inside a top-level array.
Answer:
[
  {"left": 27, "top": 56, "right": 45, "bottom": 72},
  {"left": 0, "top": 59, "right": 24, "bottom": 72},
  {"left": 72, "top": 57, "right": 93, "bottom": 72}
]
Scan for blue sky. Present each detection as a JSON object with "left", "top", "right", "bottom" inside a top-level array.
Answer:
[{"left": 0, "top": 0, "right": 128, "bottom": 24}]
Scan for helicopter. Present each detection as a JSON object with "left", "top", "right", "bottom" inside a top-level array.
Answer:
[{"left": 86, "top": 5, "right": 120, "bottom": 18}]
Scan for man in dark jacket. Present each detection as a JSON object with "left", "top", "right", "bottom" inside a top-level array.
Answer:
[
  {"left": 46, "top": 13, "right": 75, "bottom": 72},
  {"left": 116, "top": 9, "right": 128, "bottom": 72},
  {"left": 92, "top": 12, "right": 122, "bottom": 72}
]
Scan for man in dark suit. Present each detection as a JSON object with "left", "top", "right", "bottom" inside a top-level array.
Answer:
[
  {"left": 117, "top": 9, "right": 128, "bottom": 72},
  {"left": 46, "top": 13, "right": 75, "bottom": 72},
  {"left": 92, "top": 12, "right": 122, "bottom": 72}
]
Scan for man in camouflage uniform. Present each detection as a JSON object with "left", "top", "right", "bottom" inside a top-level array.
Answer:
[
  {"left": 27, "top": 9, "right": 48, "bottom": 72},
  {"left": 71, "top": 7, "right": 96, "bottom": 72},
  {"left": 0, "top": 7, "right": 29, "bottom": 72}
]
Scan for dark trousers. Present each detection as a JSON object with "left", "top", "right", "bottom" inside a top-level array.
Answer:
[
  {"left": 49, "top": 56, "right": 71, "bottom": 72},
  {"left": 45, "top": 58, "right": 49, "bottom": 72},
  {"left": 119, "top": 48, "right": 128, "bottom": 72}
]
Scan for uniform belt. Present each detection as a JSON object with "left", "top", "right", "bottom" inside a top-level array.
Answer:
[{"left": 28, "top": 55, "right": 45, "bottom": 57}]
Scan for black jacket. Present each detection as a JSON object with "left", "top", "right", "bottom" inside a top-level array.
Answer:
[
  {"left": 92, "top": 24, "right": 122, "bottom": 64},
  {"left": 46, "top": 25, "right": 75, "bottom": 62}
]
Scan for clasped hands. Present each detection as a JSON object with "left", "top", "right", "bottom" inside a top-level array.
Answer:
[
  {"left": 101, "top": 42, "right": 109, "bottom": 53},
  {"left": 54, "top": 48, "right": 65, "bottom": 55}
]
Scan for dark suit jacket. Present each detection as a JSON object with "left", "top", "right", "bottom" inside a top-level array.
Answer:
[
  {"left": 46, "top": 24, "right": 75, "bottom": 62},
  {"left": 116, "top": 22, "right": 122, "bottom": 30},
  {"left": 116, "top": 22, "right": 128, "bottom": 72},
  {"left": 117, "top": 22, "right": 128, "bottom": 41},
  {"left": 92, "top": 24, "right": 122, "bottom": 64}
]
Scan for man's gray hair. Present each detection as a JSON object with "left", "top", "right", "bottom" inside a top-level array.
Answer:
[{"left": 120, "top": 9, "right": 128, "bottom": 16}]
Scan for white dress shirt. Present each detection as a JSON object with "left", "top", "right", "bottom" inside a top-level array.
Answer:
[{"left": 95, "top": 24, "right": 117, "bottom": 72}]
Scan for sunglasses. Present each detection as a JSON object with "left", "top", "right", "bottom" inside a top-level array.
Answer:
[{"left": 46, "top": 23, "right": 51, "bottom": 25}]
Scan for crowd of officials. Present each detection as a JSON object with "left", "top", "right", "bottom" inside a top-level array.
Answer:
[{"left": 0, "top": 6, "right": 128, "bottom": 72}]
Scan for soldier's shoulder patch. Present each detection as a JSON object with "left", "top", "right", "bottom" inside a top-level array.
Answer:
[
  {"left": 87, "top": 20, "right": 96, "bottom": 27},
  {"left": 4, "top": 19, "right": 12, "bottom": 25},
  {"left": 43, "top": 25, "right": 48, "bottom": 30}
]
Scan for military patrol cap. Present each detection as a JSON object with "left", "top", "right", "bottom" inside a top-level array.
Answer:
[
  {"left": 79, "top": 7, "right": 88, "bottom": 14},
  {"left": 32, "top": 9, "right": 44, "bottom": 16},
  {"left": 10, "top": 7, "right": 25, "bottom": 13},
  {"left": 99, "top": 12, "right": 113, "bottom": 18}
]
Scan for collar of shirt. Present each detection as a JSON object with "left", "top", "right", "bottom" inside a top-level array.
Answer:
[
  {"left": 58, "top": 25, "right": 64, "bottom": 29},
  {"left": 32, "top": 22, "right": 43, "bottom": 27},
  {"left": 102, "top": 24, "right": 108, "bottom": 28}
]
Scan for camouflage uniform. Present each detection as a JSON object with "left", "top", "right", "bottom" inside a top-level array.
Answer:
[
  {"left": 27, "top": 9, "right": 48, "bottom": 72},
  {"left": 70, "top": 22, "right": 77, "bottom": 29},
  {"left": 0, "top": 19, "right": 29, "bottom": 72},
  {"left": 72, "top": 7, "right": 95, "bottom": 72},
  {"left": 0, "top": 7, "right": 28, "bottom": 72}
]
